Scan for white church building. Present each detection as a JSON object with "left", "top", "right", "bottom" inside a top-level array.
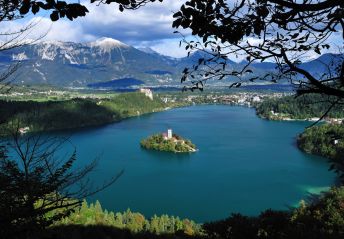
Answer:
[{"left": 163, "top": 129, "right": 173, "bottom": 140}]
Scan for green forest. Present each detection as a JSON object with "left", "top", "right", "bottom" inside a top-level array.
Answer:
[
  {"left": 56, "top": 200, "right": 202, "bottom": 236},
  {"left": 0, "top": 93, "right": 169, "bottom": 135},
  {"left": 1, "top": 91, "right": 344, "bottom": 239},
  {"left": 298, "top": 124, "right": 344, "bottom": 159},
  {"left": 258, "top": 93, "right": 344, "bottom": 182},
  {"left": 297, "top": 124, "right": 344, "bottom": 179},
  {"left": 31, "top": 187, "right": 344, "bottom": 239},
  {"left": 1, "top": 0, "right": 344, "bottom": 238},
  {"left": 257, "top": 94, "right": 344, "bottom": 120}
]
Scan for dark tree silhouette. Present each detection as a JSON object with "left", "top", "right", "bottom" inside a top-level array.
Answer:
[
  {"left": 0, "top": 3, "right": 127, "bottom": 236},
  {"left": 171, "top": 1, "right": 343, "bottom": 96},
  {"left": 9, "top": 1, "right": 343, "bottom": 99},
  {"left": 169, "top": 1, "right": 344, "bottom": 181},
  {"left": 0, "top": 124, "right": 122, "bottom": 238},
  {"left": 0, "top": 1, "right": 343, "bottom": 238},
  {"left": 1, "top": 0, "right": 159, "bottom": 22},
  {"left": 0, "top": 0, "right": 88, "bottom": 21}
]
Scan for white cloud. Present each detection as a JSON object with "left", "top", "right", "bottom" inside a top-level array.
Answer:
[
  {"left": 0, "top": 0, "right": 190, "bottom": 57},
  {"left": 76, "top": 0, "right": 188, "bottom": 43},
  {"left": 0, "top": 17, "right": 90, "bottom": 43},
  {"left": 135, "top": 38, "right": 188, "bottom": 58},
  {"left": 1, "top": 0, "right": 341, "bottom": 59}
]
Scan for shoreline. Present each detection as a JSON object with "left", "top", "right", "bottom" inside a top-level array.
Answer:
[
  {"left": 259, "top": 114, "right": 344, "bottom": 124},
  {"left": 6, "top": 101, "right": 335, "bottom": 136}
]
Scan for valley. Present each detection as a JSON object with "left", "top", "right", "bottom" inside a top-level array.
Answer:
[
  {"left": 0, "top": 37, "right": 342, "bottom": 89},
  {"left": 1, "top": 1, "right": 344, "bottom": 238}
]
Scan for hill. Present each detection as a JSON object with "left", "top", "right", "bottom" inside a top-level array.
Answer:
[
  {"left": 0, "top": 38, "right": 342, "bottom": 89},
  {"left": 0, "top": 92, "right": 169, "bottom": 134},
  {"left": 0, "top": 38, "right": 179, "bottom": 87}
]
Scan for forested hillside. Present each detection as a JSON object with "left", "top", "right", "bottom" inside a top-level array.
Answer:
[
  {"left": 56, "top": 200, "right": 202, "bottom": 236},
  {"left": 0, "top": 92, "right": 169, "bottom": 134},
  {"left": 257, "top": 94, "right": 344, "bottom": 120},
  {"left": 298, "top": 124, "right": 344, "bottom": 157},
  {"left": 32, "top": 187, "right": 344, "bottom": 239}
]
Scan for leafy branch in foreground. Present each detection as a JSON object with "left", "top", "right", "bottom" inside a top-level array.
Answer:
[
  {"left": 173, "top": 1, "right": 343, "bottom": 100},
  {"left": 0, "top": 125, "right": 123, "bottom": 239}
]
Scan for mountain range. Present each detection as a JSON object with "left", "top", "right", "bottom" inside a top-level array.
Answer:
[{"left": 0, "top": 37, "right": 342, "bottom": 88}]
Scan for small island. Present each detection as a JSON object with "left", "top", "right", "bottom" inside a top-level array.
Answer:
[{"left": 140, "top": 129, "right": 197, "bottom": 153}]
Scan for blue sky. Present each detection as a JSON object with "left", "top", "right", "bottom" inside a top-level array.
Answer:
[
  {"left": 2, "top": 0, "right": 190, "bottom": 57},
  {"left": 1, "top": 0, "right": 342, "bottom": 59}
]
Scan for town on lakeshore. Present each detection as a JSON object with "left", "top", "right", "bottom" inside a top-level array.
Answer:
[
  {"left": 1, "top": 1, "right": 344, "bottom": 238},
  {"left": 3, "top": 85, "right": 344, "bottom": 136}
]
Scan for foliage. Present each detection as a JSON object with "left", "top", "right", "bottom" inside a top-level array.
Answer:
[
  {"left": 5, "top": 186, "right": 343, "bottom": 239},
  {"left": 202, "top": 187, "right": 344, "bottom": 239},
  {"left": 0, "top": 132, "right": 121, "bottom": 239},
  {"left": 1, "top": 0, "right": 161, "bottom": 22},
  {"left": 257, "top": 93, "right": 344, "bottom": 181},
  {"left": 256, "top": 94, "right": 344, "bottom": 120},
  {"left": 3, "top": 0, "right": 344, "bottom": 100},
  {"left": 1, "top": 2, "right": 344, "bottom": 237},
  {"left": 172, "top": 0, "right": 344, "bottom": 101},
  {"left": 0, "top": 92, "right": 167, "bottom": 135},
  {"left": 0, "top": 0, "right": 88, "bottom": 21},
  {"left": 140, "top": 133, "right": 196, "bottom": 153},
  {"left": 291, "top": 187, "right": 344, "bottom": 236},
  {"left": 297, "top": 123, "right": 344, "bottom": 181},
  {"left": 0, "top": 143, "right": 75, "bottom": 238},
  {"left": 10, "top": 1, "right": 344, "bottom": 100},
  {"left": 100, "top": 92, "right": 166, "bottom": 118},
  {"left": 55, "top": 200, "right": 202, "bottom": 236}
]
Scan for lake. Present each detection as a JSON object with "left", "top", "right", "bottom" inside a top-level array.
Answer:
[{"left": 63, "top": 105, "right": 336, "bottom": 222}]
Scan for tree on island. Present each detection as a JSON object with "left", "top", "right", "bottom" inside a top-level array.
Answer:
[
  {"left": 1, "top": 1, "right": 344, "bottom": 238},
  {"left": 140, "top": 133, "right": 196, "bottom": 153},
  {"left": 2, "top": 0, "right": 343, "bottom": 188}
]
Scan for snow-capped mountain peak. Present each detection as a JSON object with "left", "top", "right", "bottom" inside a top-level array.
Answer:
[
  {"left": 88, "top": 37, "right": 129, "bottom": 52},
  {"left": 35, "top": 40, "right": 75, "bottom": 61}
]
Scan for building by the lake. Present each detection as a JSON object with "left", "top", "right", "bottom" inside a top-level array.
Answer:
[
  {"left": 139, "top": 88, "right": 153, "bottom": 100},
  {"left": 163, "top": 129, "right": 173, "bottom": 140}
]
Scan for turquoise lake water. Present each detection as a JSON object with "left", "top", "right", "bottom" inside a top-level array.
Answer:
[{"left": 62, "top": 105, "right": 336, "bottom": 222}]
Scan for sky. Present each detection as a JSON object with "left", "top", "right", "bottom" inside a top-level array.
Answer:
[
  {"left": 2, "top": 0, "right": 191, "bottom": 58},
  {"left": 1, "top": 0, "right": 342, "bottom": 59}
]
